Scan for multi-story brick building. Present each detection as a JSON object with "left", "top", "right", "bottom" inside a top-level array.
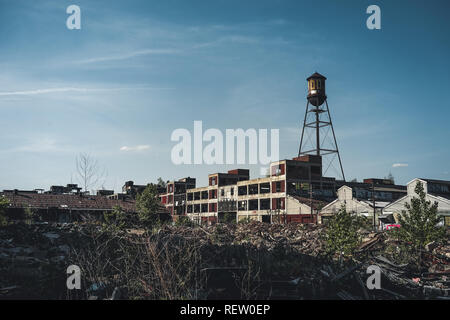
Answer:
[
  {"left": 159, "top": 177, "right": 196, "bottom": 218},
  {"left": 160, "top": 155, "right": 333, "bottom": 224}
]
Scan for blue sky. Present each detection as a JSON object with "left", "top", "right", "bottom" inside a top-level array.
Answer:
[{"left": 0, "top": 0, "right": 449, "bottom": 191}]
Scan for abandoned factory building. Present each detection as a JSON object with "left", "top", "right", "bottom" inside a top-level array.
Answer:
[{"left": 1, "top": 184, "right": 136, "bottom": 222}]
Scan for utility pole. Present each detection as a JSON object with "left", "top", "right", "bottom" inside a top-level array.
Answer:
[{"left": 372, "top": 182, "right": 377, "bottom": 232}]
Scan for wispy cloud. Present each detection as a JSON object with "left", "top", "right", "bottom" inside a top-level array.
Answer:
[
  {"left": 0, "top": 86, "right": 174, "bottom": 97},
  {"left": 120, "top": 145, "right": 150, "bottom": 152},
  {"left": 0, "top": 87, "right": 95, "bottom": 96},
  {"left": 392, "top": 163, "right": 408, "bottom": 168},
  {"left": 11, "top": 138, "right": 73, "bottom": 154},
  {"left": 76, "top": 49, "right": 180, "bottom": 64}
]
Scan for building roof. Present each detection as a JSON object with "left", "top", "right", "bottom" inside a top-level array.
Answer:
[
  {"left": 1, "top": 191, "right": 136, "bottom": 212},
  {"left": 290, "top": 195, "right": 328, "bottom": 210},
  {"left": 420, "top": 178, "right": 450, "bottom": 184},
  {"left": 307, "top": 72, "right": 327, "bottom": 80}
]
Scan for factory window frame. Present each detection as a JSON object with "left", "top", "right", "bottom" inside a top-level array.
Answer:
[
  {"left": 238, "top": 185, "right": 247, "bottom": 196},
  {"left": 221, "top": 189, "right": 225, "bottom": 197},
  {"left": 248, "top": 199, "right": 258, "bottom": 211},
  {"left": 260, "top": 198, "right": 270, "bottom": 210},
  {"left": 248, "top": 184, "right": 259, "bottom": 195},
  {"left": 238, "top": 200, "right": 247, "bottom": 211},
  {"left": 231, "top": 187, "right": 234, "bottom": 196},
  {"left": 260, "top": 182, "right": 270, "bottom": 194}
]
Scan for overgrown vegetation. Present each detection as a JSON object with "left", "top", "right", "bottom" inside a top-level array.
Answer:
[
  {"left": 136, "top": 184, "right": 166, "bottom": 229},
  {"left": 103, "top": 205, "right": 128, "bottom": 231},
  {"left": 175, "top": 215, "right": 194, "bottom": 227},
  {"left": 394, "top": 181, "right": 446, "bottom": 250},
  {"left": 221, "top": 212, "right": 236, "bottom": 224},
  {"left": 323, "top": 206, "right": 364, "bottom": 259},
  {"left": 387, "top": 181, "right": 447, "bottom": 268},
  {"left": 0, "top": 196, "right": 9, "bottom": 226}
]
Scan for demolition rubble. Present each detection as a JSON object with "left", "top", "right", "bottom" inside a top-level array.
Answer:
[{"left": 0, "top": 221, "right": 449, "bottom": 300}]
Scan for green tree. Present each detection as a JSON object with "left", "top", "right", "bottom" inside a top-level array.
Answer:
[
  {"left": 104, "top": 205, "right": 127, "bottom": 231},
  {"left": 24, "top": 206, "right": 38, "bottom": 224},
  {"left": 222, "top": 212, "right": 236, "bottom": 224},
  {"left": 156, "top": 177, "right": 167, "bottom": 188},
  {"left": 136, "top": 184, "right": 165, "bottom": 228},
  {"left": 395, "top": 181, "right": 446, "bottom": 251},
  {"left": 324, "top": 206, "right": 363, "bottom": 258},
  {"left": 175, "top": 215, "right": 194, "bottom": 227},
  {"left": 0, "top": 196, "right": 10, "bottom": 226}
]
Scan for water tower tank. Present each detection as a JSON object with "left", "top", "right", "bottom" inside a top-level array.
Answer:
[{"left": 307, "top": 72, "right": 326, "bottom": 106}]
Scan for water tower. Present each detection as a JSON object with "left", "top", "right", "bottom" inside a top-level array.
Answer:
[{"left": 298, "top": 72, "right": 345, "bottom": 181}]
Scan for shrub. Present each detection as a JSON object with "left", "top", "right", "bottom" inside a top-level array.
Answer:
[
  {"left": 324, "top": 206, "right": 364, "bottom": 259},
  {"left": 393, "top": 181, "right": 446, "bottom": 251},
  {"left": 0, "top": 196, "right": 9, "bottom": 226}
]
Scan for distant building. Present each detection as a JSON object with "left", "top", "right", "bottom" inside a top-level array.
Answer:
[
  {"left": 1, "top": 190, "right": 136, "bottom": 223},
  {"left": 160, "top": 177, "right": 196, "bottom": 217},
  {"left": 44, "top": 184, "right": 82, "bottom": 195},
  {"left": 319, "top": 185, "right": 391, "bottom": 225},
  {"left": 122, "top": 181, "right": 147, "bottom": 199},
  {"left": 382, "top": 178, "right": 450, "bottom": 228},
  {"left": 335, "top": 178, "right": 406, "bottom": 202}
]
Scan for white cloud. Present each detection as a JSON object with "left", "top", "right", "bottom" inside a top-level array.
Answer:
[
  {"left": 120, "top": 145, "right": 150, "bottom": 152},
  {"left": 392, "top": 163, "right": 408, "bottom": 168}
]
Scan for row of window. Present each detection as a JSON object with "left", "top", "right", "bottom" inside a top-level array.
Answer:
[
  {"left": 184, "top": 197, "right": 286, "bottom": 213},
  {"left": 185, "top": 181, "right": 285, "bottom": 201}
]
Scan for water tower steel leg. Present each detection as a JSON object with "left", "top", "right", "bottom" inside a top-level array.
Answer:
[
  {"left": 316, "top": 96, "right": 320, "bottom": 156},
  {"left": 325, "top": 100, "right": 345, "bottom": 181},
  {"left": 298, "top": 100, "right": 310, "bottom": 156}
]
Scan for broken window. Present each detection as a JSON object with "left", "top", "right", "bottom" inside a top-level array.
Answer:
[
  {"left": 248, "top": 184, "right": 258, "bottom": 195},
  {"left": 238, "top": 186, "right": 247, "bottom": 196},
  {"left": 259, "top": 198, "right": 270, "bottom": 210},
  {"left": 259, "top": 182, "right": 270, "bottom": 194},
  {"left": 248, "top": 199, "right": 258, "bottom": 211},
  {"left": 238, "top": 200, "right": 247, "bottom": 211}
]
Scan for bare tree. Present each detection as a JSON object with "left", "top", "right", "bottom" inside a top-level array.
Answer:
[{"left": 76, "top": 153, "right": 107, "bottom": 193}]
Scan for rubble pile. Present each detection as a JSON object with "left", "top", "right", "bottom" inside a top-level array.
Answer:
[
  {"left": 0, "top": 221, "right": 448, "bottom": 300},
  {"left": 157, "top": 221, "right": 325, "bottom": 254},
  {"left": 0, "top": 222, "right": 97, "bottom": 299}
]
